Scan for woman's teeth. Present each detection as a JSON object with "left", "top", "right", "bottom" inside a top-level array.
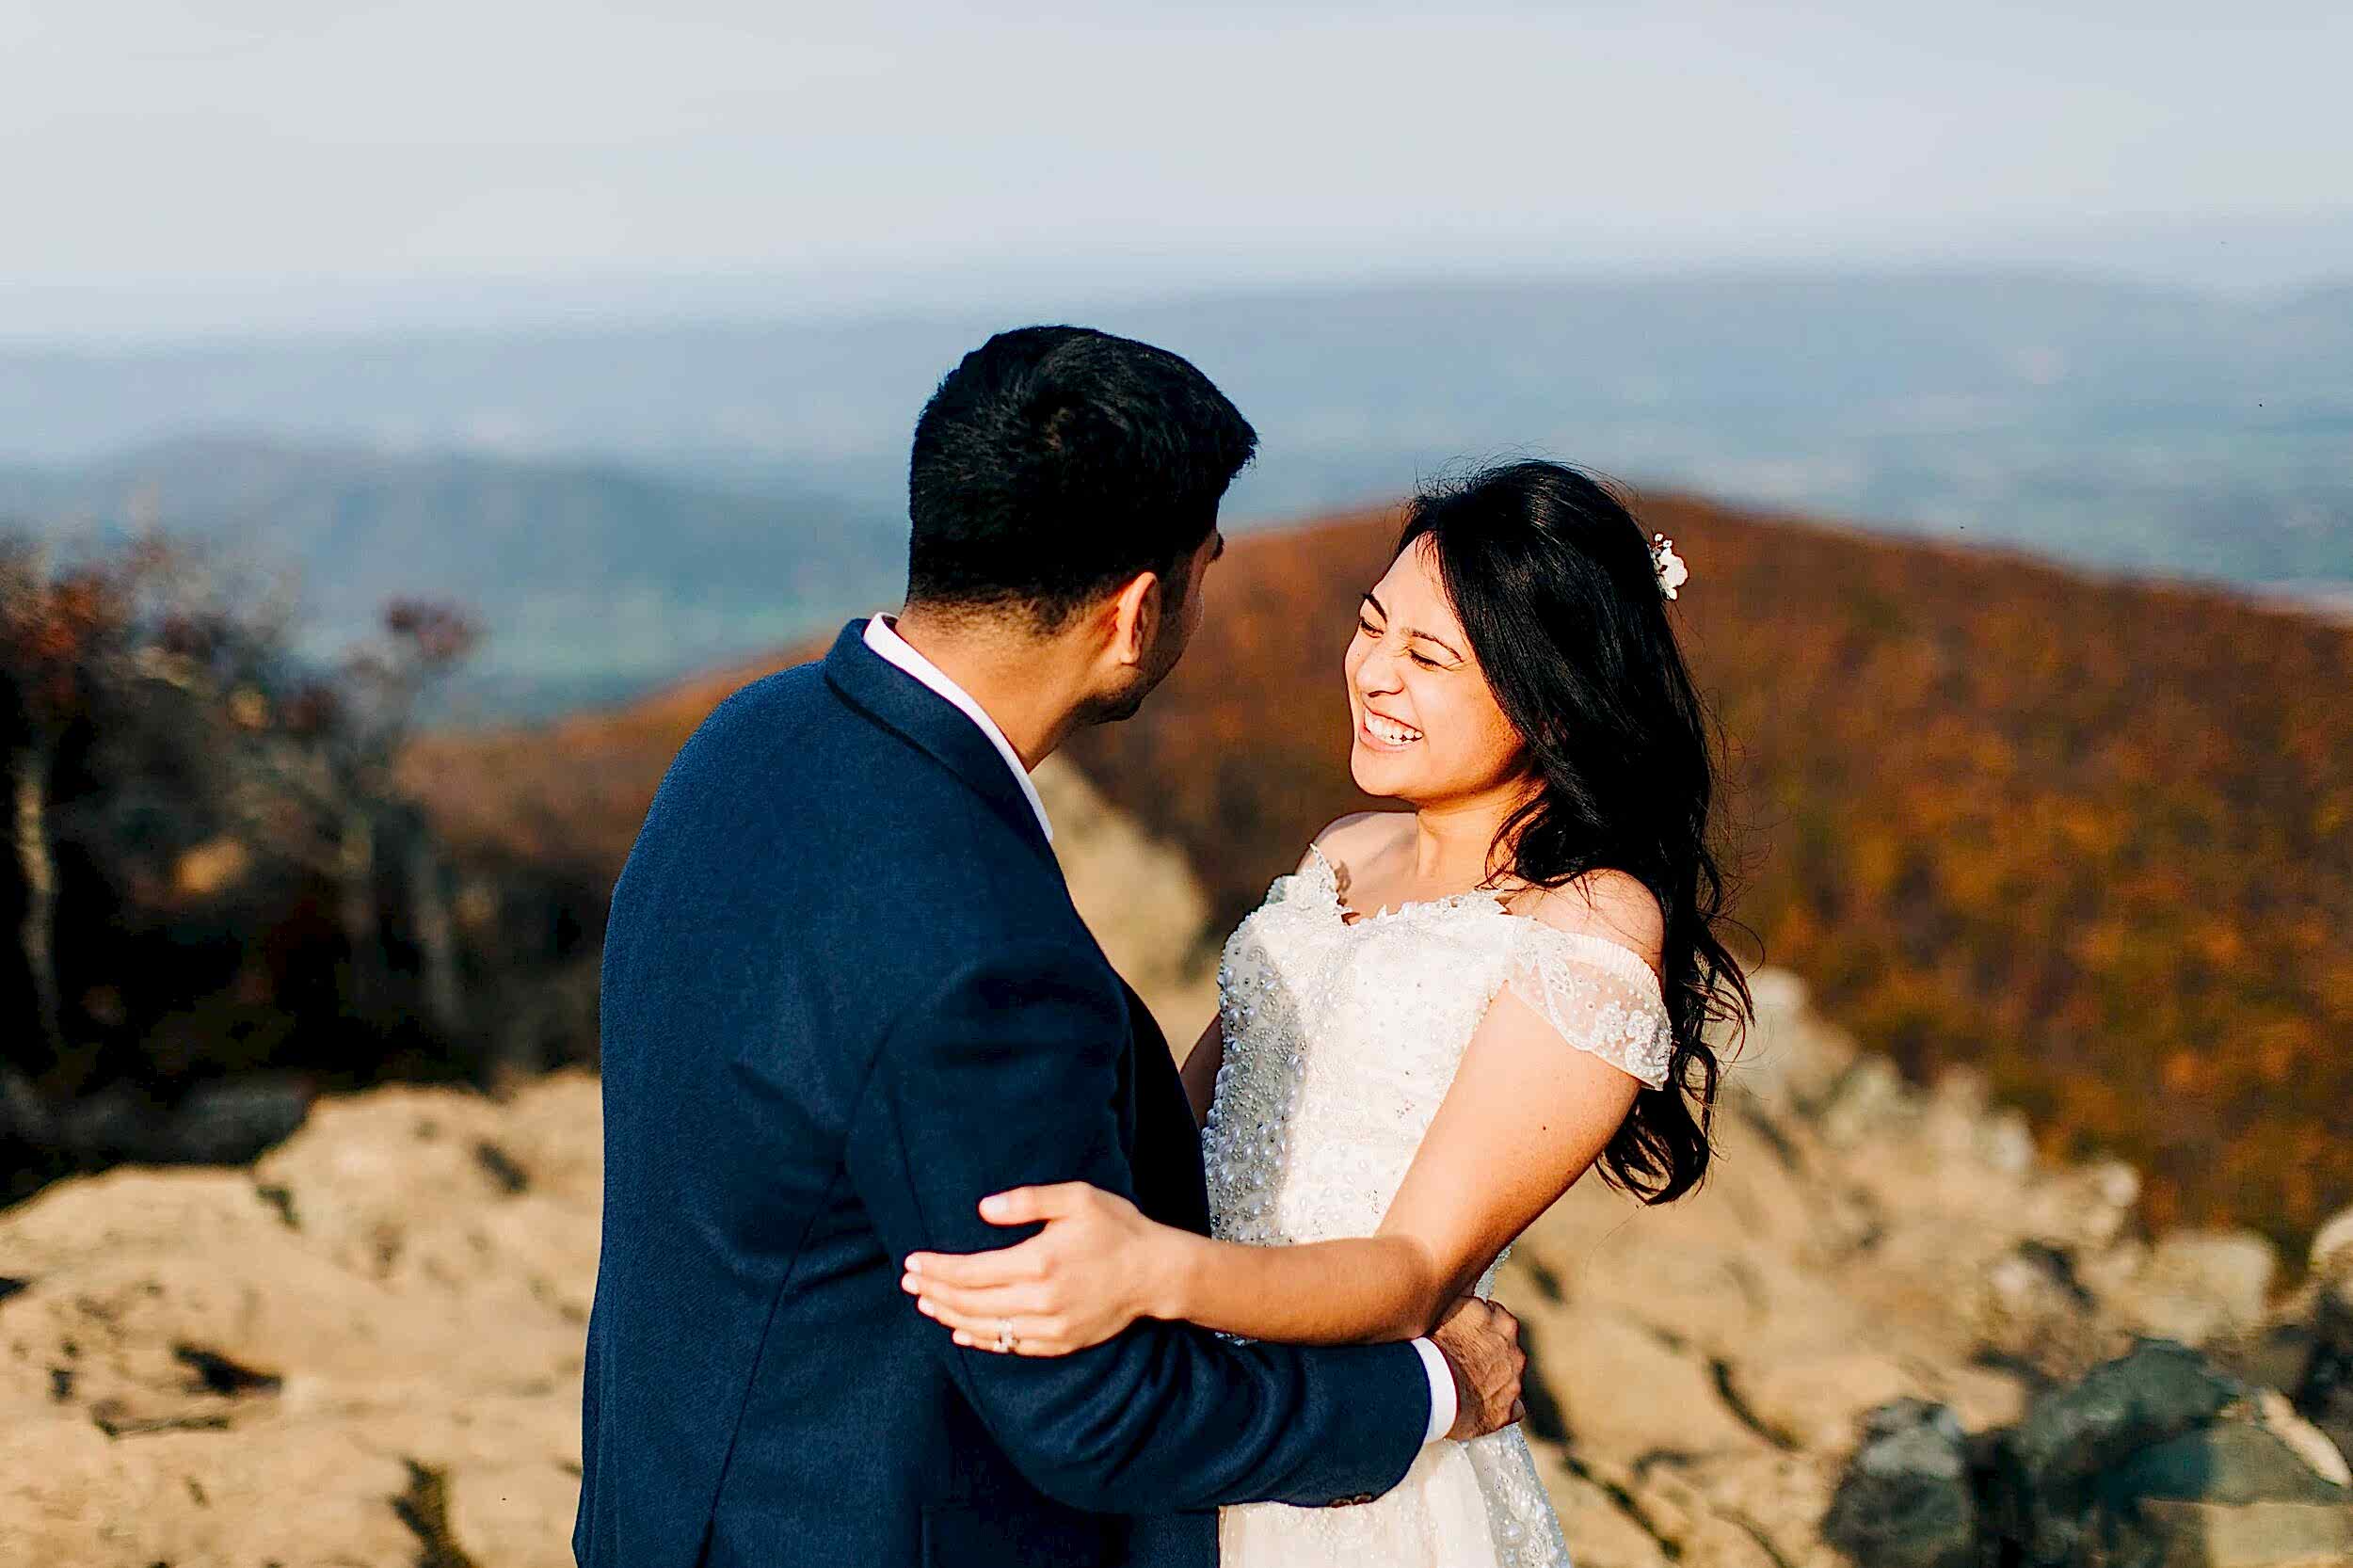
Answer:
[{"left": 1364, "top": 713, "right": 1423, "bottom": 746}]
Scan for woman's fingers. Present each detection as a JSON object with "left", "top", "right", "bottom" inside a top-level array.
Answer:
[
  {"left": 903, "top": 1240, "right": 1042, "bottom": 1288},
  {"left": 932, "top": 1304, "right": 1072, "bottom": 1356},
  {"left": 935, "top": 1300, "right": 1015, "bottom": 1340},
  {"left": 977, "top": 1182, "right": 1093, "bottom": 1225},
  {"left": 907, "top": 1273, "right": 1083, "bottom": 1355},
  {"left": 907, "top": 1275, "right": 1046, "bottom": 1320}
]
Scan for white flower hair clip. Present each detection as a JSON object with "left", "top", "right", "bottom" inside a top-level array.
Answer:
[{"left": 1651, "top": 533, "right": 1689, "bottom": 600}]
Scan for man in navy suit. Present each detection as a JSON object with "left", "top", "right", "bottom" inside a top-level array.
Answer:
[{"left": 574, "top": 326, "right": 1526, "bottom": 1568}]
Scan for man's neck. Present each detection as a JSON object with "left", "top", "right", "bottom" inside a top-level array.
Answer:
[{"left": 885, "top": 608, "right": 1085, "bottom": 771}]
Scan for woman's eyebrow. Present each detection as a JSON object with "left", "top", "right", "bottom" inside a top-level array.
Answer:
[{"left": 1361, "top": 593, "right": 1465, "bottom": 663}]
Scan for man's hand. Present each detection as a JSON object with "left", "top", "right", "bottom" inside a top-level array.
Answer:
[{"left": 1431, "top": 1296, "right": 1527, "bottom": 1442}]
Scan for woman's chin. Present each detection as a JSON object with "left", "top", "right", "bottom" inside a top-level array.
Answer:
[{"left": 1347, "top": 744, "right": 1413, "bottom": 800}]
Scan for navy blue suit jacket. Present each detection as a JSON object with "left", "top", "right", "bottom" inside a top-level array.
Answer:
[{"left": 574, "top": 620, "right": 1430, "bottom": 1568}]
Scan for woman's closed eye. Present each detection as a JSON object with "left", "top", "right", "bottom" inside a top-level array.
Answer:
[{"left": 1359, "top": 616, "right": 1446, "bottom": 668}]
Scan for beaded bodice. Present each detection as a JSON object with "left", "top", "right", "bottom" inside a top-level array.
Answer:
[{"left": 1201, "top": 844, "right": 1673, "bottom": 1265}]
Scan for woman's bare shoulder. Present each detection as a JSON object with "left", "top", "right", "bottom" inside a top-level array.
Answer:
[{"left": 1504, "top": 869, "right": 1667, "bottom": 972}]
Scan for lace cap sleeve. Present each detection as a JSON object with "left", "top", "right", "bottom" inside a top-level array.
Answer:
[{"left": 1499, "top": 920, "right": 1676, "bottom": 1091}]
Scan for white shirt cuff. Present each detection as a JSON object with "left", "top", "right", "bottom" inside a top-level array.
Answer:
[{"left": 1410, "top": 1336, "right": 1456, "bottom": 1445}]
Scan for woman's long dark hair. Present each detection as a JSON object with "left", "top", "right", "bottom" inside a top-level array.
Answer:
[{"left": 1398, "top": 460, "right": 1750, "bottom": 1204}]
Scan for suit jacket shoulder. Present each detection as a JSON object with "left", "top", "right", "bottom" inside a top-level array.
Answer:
[{"left": 608, "top": 628, "right": 1116, "bottom": 1080}]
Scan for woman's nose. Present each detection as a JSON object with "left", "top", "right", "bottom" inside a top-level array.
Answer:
[{"left": 1353, "top": 639, "right": 1403, "bottom": 694}]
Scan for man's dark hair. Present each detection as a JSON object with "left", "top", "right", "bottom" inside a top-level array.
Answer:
[{"left": 906, "top": 326, "right": 1257, "bottom": 631}]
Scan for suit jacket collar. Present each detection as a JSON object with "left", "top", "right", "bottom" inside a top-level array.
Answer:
[{"left": 822, "top": 618, "right": 1057, "bottom": 868}]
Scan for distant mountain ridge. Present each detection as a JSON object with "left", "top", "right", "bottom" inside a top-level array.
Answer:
[
  {"left": 0, "top": 271, "right": 2346, "bottom": 596},
  {"left": 5, "top": 270, "right": 2347, "bottom": 714},
  {"left": 0, "top": 435, "right": 901, "bottom": 718}
]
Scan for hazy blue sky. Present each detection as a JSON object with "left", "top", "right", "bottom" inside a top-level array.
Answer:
[{"left": 6, "top": 1, "right": 2349, "bottom": 337}]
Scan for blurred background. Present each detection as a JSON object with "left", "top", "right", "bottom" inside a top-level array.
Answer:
[{"left": 2, "top": 5, "right": 2349, "bottom": 1564}]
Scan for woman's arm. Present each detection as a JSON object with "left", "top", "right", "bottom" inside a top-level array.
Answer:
[
  {"left": 903, "top": 967, "right": 1645, "bottom": 1353},
  {"left": 1177, "top": 981, "right": 1641, "bottom": 1341},
  {"left": 1177, "top": 1015, "right": 1223, "bottom": 1128}
]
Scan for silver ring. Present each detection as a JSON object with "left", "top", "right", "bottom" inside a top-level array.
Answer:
[{"left": 996, "top": 1318, "right": 1016, "bottom": 1353}]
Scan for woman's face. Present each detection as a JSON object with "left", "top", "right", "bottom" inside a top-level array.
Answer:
[{"left": 1344, "top": 536, "right": 1529, "bottom": 807}]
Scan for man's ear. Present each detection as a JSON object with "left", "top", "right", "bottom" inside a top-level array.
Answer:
[{"left": 1105, "top": 570, "right": 1161, "bottom": 668}]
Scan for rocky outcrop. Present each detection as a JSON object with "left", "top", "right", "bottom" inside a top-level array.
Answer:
[
  {"left": 1486, "top": 967, "right": 2351, "bottom": 1568},
  {"left": 1, "top": 764, "right": 2346, "bottom": 1565},
  {"left": 0, "top": 1075, "right": 598, "bottom": 1566},
  {"left": 1035, "top": 754, "right": 1220, "bottom": 1040},
  {"left": 1820, "top": 1341, "right": 2353, "bottom": 1568}
]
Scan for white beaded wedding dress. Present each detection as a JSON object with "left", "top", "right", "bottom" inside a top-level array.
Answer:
[{"left": 1201, "top": 842, "right": 1676, "bottom": 1568}]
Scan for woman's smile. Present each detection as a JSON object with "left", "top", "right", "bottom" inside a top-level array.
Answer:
[{"left": 1358, "top": 708, "right": 1425, "bottom": 751}]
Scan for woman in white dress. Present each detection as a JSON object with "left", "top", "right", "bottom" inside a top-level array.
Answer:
[{"left": 901, "top": 460, "right": 1750, "bottom": 1566}]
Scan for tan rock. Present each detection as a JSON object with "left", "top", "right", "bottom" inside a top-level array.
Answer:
[
  {"left": 1540, "top": 1459, "right": 1680, "bottom": 1568},
  {"left": 2019, "top": 1159, "right": 2143, "bottom": 1251},
  {"left": 1630, "top": 1449, "right": 1847, "bottom": 1568},
  {"left": 1712, "top": 967, "right": 1855, "bottom": 1116},
  {"left": 251, "top": 1082, "right": 538, "bottom": 1283},
  {"left": 2129, "top": 1229, "right": 2282, "bottom": 1345},
  {"left": 1038, "top": 754, "right": 1220, "bottom": 1044},
  {"left": 1935, "top": 1362, "right": 2031, "bottom": 1432},
  {"left": 0, "top": 1416, "right": 169, "bottom": 1563},
  {"left": 121, "top": 1421, "right": 425, "bottom": 1566},
  {"left": 446, "top": 1457, "right": 585, "bottom": 1568},
  {"left": 0, "top": 1074, "right": 599, "bottom": 1563},
  {"left": 1733, "top": 1351, "right": 1923, "bottom": 1455},
  {"left": 0, "top": 1166, "right": 281, "bottom": 1274},
  {"left": 0, "top": 1411, "right": 421, "bottom": 1566},
  {"left": 1975, "top": 1240, "right": 2118, "bottom": 1381},
  {"left": 1817, "top": 1054, "right": 1912, "bottom": 1147},
  {"left": 2132, "top": 1497, "right": 2353, "bottom": 1568},
  {"left": 1974, "top": 1107, "right": 2038, "bottom": 1176},
  {"left": 2313, "top": 1206, "right": 2353, "bottom": 1282},
  {"left": 1524, "top": 1309, "right": 1771, "bottom": 1459}
]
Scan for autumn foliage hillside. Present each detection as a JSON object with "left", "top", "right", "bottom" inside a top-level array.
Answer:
[
  {"left": 400, "top": 649, "right": 795, "bottom": 882},
  {"left": 1063, "top": 500, "right": 2353, "bottom": 1251}
]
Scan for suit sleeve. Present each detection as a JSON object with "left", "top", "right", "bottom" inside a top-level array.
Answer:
[{"left": 842, "top": 940, "right": 1432, "bottom": 1513}]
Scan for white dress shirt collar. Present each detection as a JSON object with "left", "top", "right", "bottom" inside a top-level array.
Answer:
[{"left": 863, "top": 614, "right": 1053, "bottom": 844}]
